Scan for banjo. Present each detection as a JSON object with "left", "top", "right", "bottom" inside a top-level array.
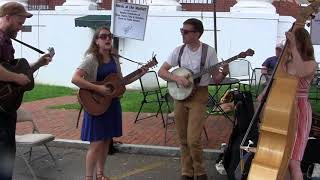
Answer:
[{"left": 167, "top": 48, "right": 255, "bottom": 100}]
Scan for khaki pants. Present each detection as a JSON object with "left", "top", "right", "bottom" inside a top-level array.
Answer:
[{"left": 174, "top": 86, "right": 208, "bottom": 177}]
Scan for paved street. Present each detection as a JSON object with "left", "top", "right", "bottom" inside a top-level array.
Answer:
[{"left": 14, "top": 147, "right": 228, "bottom": 180}]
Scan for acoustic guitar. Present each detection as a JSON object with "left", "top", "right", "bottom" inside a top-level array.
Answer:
[
  {"left": 78, "top": 56, "right": 158, "bottom": 116},
  {"left": 167, "top": 49, "right": 254, "bottom": 100},
  {"left": 247, "top": 2, "right": 320, "bottom": 180},
  {"left": 0, "top": 48, "right": 55, "bottom": 112}
]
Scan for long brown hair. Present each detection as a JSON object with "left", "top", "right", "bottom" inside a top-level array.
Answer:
[
  {"left": 294, "top": 28, "right": 315, "bottom": 61},
  {"left": 85, "top": 26, "right": 112, "bottom": 64}
]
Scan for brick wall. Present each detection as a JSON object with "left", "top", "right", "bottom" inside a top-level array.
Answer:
[
  {"left": 181, "top": 0, "right": 236, "bottom": 12},
  {"left": 181, "top": 1, "right": 300, "bottom": 17},
  {"left": 33, "top": 0, "right": 300, "bottom": 18},
  {"left": 27, "top": 0, "right": 64, "bottom": 9},
  {"left": 100, "top": 1, "right": 111, "bottom": 10},
  {"left": 273, "top": 1, "right": 300, "bottom": 17},
  {"left": 48, "top": 0, "right": 64, "bottom": 9}
]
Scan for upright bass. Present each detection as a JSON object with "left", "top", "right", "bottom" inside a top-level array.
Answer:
[{"left": 246, "top": 2, "right": 320, "bottom": 180}]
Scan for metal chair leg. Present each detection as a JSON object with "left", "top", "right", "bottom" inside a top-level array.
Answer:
[
  {"left": 203, "top": 126, "right": 209, "bottom": 141},
  {"left": 155, "top": 93, "right": 166, "bottom": 128},
  {"left": 164, "top": 115, "right": 169, "bottom": 145},
  {"left": 44, "top": 144, "right": 57, "bottom": 166},
  {"left": 134, "top": 99, "right": 146, "bottom": 123},
  {"left": 18, "top": 151, "right": 39, "bottom": 180}
]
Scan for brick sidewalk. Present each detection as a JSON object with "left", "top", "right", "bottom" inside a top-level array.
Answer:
[{"left": 17, "top": 96, "right": 233, "bottom": 149}]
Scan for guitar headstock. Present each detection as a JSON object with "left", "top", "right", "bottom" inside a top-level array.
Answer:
[
  {"left": 143, "top": 55, "right": 158, "bottom": 69},
  {"left": 238, "top": 48, "right": 255, "bottom": 59},
  {"left": 47, "top": 47, "right": 55, "bottom": 58},
  {"left": 297, "top": 1, "right": 320, "bottom": 26}
]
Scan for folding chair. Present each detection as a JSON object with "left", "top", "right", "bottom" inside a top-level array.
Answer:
[
  {"left": 250, "top": 68, "right": 269, "bottom": 98},
  {"left": 229, "top": 59, "right": 253, "bottom": 91},
  {"left": 309, "top": 69, "right": 320, "bottom": 102},
  {"left": 134, "top": 71, "right": 170, "bottom": 128},
  {"left": 16, "top": 108, "right": 56, "bottom": 180}
]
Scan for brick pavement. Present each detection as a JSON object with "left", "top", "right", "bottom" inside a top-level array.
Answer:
[{"left": 17, "top": 96, "right": 233, "bottom": 149}]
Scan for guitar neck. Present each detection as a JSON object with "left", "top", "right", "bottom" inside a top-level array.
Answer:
[
  {"left": 192, "top": 55, "right": 239, "bottom": 79},
  {"left": 122, "top": 69, "right": 142, "bottom": 85},
  {"left": 29, "top": 62, "right": 41, "bottom": 74}
]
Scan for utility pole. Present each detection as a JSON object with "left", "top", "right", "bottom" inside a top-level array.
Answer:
[{"left": 213, "top": 0, "right": 218, "bottom": 55}]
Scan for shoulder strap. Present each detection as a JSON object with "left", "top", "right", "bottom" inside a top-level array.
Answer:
[
  {"left": 178, "top": 44, "right": 186, "bottom": 67},
  {"left": 200, "top": 43, "right": 208, "bottom": 71},
  {"left": 195, "top": 43, "right": 209, "bottom": 84},
  {"left": 76, "top": 105, "right": 83, "bottom": 128}
]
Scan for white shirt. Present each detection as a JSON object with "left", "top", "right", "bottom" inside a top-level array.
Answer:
[{"left": 166, "top": 42, "right": 218, "bottom": 86}]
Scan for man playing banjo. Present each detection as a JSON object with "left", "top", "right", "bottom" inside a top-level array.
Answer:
[{"left": 158, "top": 18, "right": 229, "bottom": 180}]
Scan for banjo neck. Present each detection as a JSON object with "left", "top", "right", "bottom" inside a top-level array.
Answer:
[{"left": 192, "top": 55, "right": 239, "bottom": 80}]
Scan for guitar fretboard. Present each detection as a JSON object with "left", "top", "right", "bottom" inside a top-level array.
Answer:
[
  {"left": 192, "top": 55, "right": 239, "bottom": 79},
  {"left": 122, "top": 69, "right": 142, "bottom": 85},
  {"left": 121, "top": 57, "right": 157, "bottom": 85}
]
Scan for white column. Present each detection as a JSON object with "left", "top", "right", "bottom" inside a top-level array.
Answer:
[
  {"left": 0, "top": 0, "right": 28, "bottom": 7},
  {"left": 55, "top": 0, "right": 97, "bottom": 10},
  {"left": 230, "top": 0, "right": 276, "bottom": 14},
  {"left": 146, "top": 0, "right": 182, "bottom": 11}
]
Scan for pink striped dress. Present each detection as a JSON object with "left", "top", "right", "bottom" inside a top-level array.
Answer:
[{"left": 291, "top": 76, "right": 313, "bottom": 161}]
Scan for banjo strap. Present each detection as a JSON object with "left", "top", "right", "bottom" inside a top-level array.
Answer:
[{"left": 178, "top": 43, "right": 208, "bottom": 84}]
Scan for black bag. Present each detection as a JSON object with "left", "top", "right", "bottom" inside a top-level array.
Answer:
[
  {"left": 310, "top": 112, "right": 320, "bottom": 138},
  {"left": 108, "top": 138, "right": 117, "bottom": 155},
  {"left": 222, "top": 91, "right": 258, "bottom": 180},
  {"left": 301, "top": 138, "right": 320, "bottom": 179}
]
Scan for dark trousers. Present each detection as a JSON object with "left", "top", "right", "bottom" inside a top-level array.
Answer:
[{"left": 0, "top": 112, "right": 17, "bottom": 180}]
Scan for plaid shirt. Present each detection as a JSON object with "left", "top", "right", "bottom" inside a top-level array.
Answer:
[{"left": 0, "top": 30, "right": 14, "bottom": 63}]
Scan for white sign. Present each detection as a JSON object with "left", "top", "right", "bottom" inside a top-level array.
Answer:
[
  {"left": 311, "top": 12, "right": 320, "bottom": 45},
  {"left": 113, "top": 2, "right": 149, "bottom": 41}
]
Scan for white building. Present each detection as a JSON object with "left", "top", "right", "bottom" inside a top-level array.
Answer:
[{"left": 1, "top": 0, "right": 318, "bottom": 89}]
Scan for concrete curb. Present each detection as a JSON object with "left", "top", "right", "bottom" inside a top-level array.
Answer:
[{"left": 48, "top": 139, "right": 222, "bottom": 160}]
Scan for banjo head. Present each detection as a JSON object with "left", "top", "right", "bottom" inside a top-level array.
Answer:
[{"left": 167, "top": 67, "right": 194, "bottom": 101}]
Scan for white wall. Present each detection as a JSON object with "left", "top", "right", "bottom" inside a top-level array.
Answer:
[
  {"left": 15, "top": 10, "right": 111, "bottom": 88},
  {"left": 119, "top": 11, "right": 292, "bottom": 89},
  {"left": 14, "top": 8, "right": 319, "bottom": 89}
]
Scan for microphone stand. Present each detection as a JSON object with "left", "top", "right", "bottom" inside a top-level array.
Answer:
[{"left": 111, "top": 53, "right": 144, "bottom": 65}]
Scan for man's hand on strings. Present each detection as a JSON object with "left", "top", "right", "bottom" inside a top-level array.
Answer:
[
  {"left": 175, "top": 75, "right": 191, "bottom": 88},
  {"left": 221, "top": 62, "right": 229, "bottom": 76}
]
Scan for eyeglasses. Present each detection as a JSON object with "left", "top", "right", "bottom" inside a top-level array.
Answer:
[
  {"left": 98, "top": 33, "right": 113, "bottom": 40},
  {"left": 180, "top": 28, "right": 196, "bottom": 35}
]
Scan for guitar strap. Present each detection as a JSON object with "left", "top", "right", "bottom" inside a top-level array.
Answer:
[
  {"left": 178, "top": 43, "right": 208, "bottom": 83},
  {"left": 76, "top": 105, "right": 83, "bottom": 128}
]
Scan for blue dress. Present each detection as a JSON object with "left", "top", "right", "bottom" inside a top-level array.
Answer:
[{"left": 81, "top": 58, "right": 122, "bottom": 142}]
